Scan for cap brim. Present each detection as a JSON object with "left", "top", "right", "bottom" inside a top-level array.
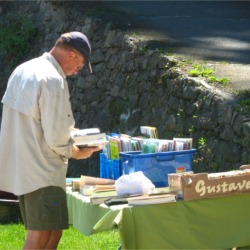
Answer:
[{"left": 86, "top": 62, "right": 92, "bottom": 73}]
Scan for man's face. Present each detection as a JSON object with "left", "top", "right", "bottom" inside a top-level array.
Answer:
[{"left": 64, "top": 50, "right": 86, "bottom": 76}]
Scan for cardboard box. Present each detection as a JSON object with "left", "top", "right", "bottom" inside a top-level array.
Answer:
[{"left": 168, "top": 170, "right": 250, "bottom": 201}]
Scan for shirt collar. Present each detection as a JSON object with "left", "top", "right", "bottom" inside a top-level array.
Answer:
[{"left": 42, "top": 52, "right": 66, "bottom": 79}]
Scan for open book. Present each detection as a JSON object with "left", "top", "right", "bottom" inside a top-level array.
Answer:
[{"left": 70, "top": 128, "right": 108, "bottom": 147}]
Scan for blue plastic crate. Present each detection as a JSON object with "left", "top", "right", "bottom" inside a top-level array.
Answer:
[
  {"left": 100, "top": 153, "right": 121, "bottom": 180},
  {"left": 119, "top": 149, "right": 196, "bottom": 187}
]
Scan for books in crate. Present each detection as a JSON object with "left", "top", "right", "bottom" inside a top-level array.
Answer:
[{"left": 70, "top": 128, "right": 108, "bottom": 147}]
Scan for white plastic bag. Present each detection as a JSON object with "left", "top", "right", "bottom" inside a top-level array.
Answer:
[{"left": 115, "top": 171, "right": 155, "bottom": 197}]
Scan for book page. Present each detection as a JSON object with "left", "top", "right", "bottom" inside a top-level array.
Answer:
[{"left": 70, "top": 128, "right": 100, "bottom": 137}]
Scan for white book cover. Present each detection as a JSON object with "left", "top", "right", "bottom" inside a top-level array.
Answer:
[
  {"left": 70, "top": 128, "right": 100, "bottom": 137},
  {"left": 127, "top": 194, "right": 176, "bottom": 206},
  {"left": 70, "top": 128, "right": 108, "bottom": 147}
]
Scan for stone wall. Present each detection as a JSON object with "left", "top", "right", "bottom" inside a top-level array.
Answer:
[{"left": 1, "top": 1, "right": 250, "bottom": 177}]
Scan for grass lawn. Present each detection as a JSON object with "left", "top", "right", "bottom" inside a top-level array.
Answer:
[{"left": 0, "top": 223, "right": 120, "bottom": 249}]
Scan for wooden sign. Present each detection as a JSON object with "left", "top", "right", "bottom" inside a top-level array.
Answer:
[{"left": 168, "top": 171, "right": 250, "bottom": 201}]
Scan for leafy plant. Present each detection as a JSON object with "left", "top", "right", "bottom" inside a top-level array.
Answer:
[
  {"left": 239, "top": 99, "right": 250, "bottom": 106},
  {"left": 188, "top": 64, "right": 230, "bottom": 86},
  {"left": 198, "top": 137, "right": 207, "bottom": 148},
  {"left": 207, "top": 76, "right": 230, "bottom": 86},
  {"left": 131, "top": 32, "right": 139, "bottom": 38},
  {"left": 235, "top": 90, "right": 250, "bottom": 114},
  {"left": 0, "top": 14, "right": 38, "bottom": 65},
  {"left": 237, "top": 99, "right": 250, "bottom": 113},
  {"left": 188, "top": 64, "right": 214, "bottom": 77},
  {"left": 188, "top": 125, "right": 197, "bottom": 134}
]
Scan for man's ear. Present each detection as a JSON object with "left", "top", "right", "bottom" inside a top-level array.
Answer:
[{"left": 66, "top": 50, "right": 75, "bottom": 60}]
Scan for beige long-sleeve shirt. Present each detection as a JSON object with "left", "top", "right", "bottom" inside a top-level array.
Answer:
[{"left": 0, "top": 53, "right": 75, "bottom": 195}]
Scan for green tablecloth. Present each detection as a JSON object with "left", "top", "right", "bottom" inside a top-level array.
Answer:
[{"left": 67, "top": 189, "right": 250, "bottom": 249}]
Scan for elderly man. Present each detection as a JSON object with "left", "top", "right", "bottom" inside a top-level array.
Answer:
[{"left": 0, "top": 31, "right": 100, "bottom": 249}]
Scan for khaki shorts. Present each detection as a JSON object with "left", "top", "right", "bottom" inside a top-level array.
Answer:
[{"left": 18, "top": 186, "right": 69, "bottom": 230}]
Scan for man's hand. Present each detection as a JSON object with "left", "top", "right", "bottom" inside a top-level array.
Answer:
[
  {"left": 240, "top": 165, "right": 250, "bottom": 170},
  {"left": 71, "top": 145, "right": 101, "bottom": 159}
]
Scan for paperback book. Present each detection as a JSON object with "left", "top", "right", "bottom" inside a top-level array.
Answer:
[
  {"left": 90, "top": 189, "right": 118, "bottom": 205},
  {"left": 70, "top": 128, "right": 108, "bottom": 147},
  {"left": 127, "top": 194, "right": 176, "bottom": 206}
]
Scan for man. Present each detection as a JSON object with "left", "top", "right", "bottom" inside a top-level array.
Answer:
[{"left": 0, "top": 31, "right": 101, "bottom": 249}]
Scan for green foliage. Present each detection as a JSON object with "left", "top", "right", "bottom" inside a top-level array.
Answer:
[
  {"left": 239, "top": 99, "right": 250, "bottom": 106},
  {"left": 235, "top": 90, "right": 250, "bottom": 114},
  {"left": 237, "top": 99, "right": 250, "bottom": 114},
  {"left": 188, "top": 64, "right": 231, "bottom": 86},
  {"left": 60, "top": 227, "right": 120, "bottom": 250},
  {"left": 207, "top": 76, "right": 230, "bottom": 86},
  {"left": 198, "top": 137, "right": 207, "bottom": 148},
  {"left": 188, "top": 125, "right": 197, "bottom": 134},
  {"left": 0, "top": 223, "right": 25, "bottom": 249},
  {"left": 0, "top": 14, "right": 38, "bottom": 65},
  {"left": 188, "top": 64, "right": 214, "bottom": 77},
  {"left": 131, "top": 32, "right": 139, "bottom": 38}
]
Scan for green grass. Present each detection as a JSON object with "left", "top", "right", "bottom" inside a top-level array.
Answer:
[
  {"left": 177, "top": 61, "right": 231, "bottom": 87},
  {"left": 0, "top": 223, "right": 120, "bottom": 250}
]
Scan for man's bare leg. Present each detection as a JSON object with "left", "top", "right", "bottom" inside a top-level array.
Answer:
[
  {"left": 45, "top": 230, "right": 63, "bottom": 249},
  {"left": 23, "top": 230, "right": 62, "bottom": 249}
]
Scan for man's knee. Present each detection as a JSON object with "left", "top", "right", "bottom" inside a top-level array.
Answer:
[
  {"left": 24, "top": 230, "right": 52, "bottom": 249},
  {"left": 45, "top": 230, "right": 63, "bottom": 249},
  {"left": 51, "top": 230, "right": 63, "bottom": 241}
]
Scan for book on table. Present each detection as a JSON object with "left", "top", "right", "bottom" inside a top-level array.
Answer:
[
  {"left": 79, "top": 176, "right": 117, "bottom": 205},
  {"left": 88, "top": 186, "right": 173, "bottom": 205},
  {"left": 70, "top": 128, "right": 108, "bottom": 147},
  {"left": 127, "top": 194, "right": 176, "bottom": 206},
  {"left": 93, "top": 185, "right": 116, "bottom": 192},
  {"left": 90, "top": 188, "right": 118, "bottom": 205},
  {"left": 80, "top": 175, "right": 115, "bottom": 186}
]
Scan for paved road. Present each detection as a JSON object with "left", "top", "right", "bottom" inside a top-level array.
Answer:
[
  {"left": 91, "top": 1, "right": 250, "bottom": 91},
  {"left": 100, "top": 1, "right": 250, "bottom": 65}
]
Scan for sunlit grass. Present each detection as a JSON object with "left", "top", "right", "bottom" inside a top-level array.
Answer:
[
  {"left": 0, "top": 223, "right": 120, "bottom": 250},
  {"left": 0, "top": 223, "right": 25, "bottom": 249}
]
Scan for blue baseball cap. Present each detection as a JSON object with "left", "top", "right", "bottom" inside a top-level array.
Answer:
[{"left": 61, "top": 31, "right": 92, "bottom": 73}]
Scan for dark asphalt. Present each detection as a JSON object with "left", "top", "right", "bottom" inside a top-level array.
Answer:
[{"left": 99, "top": 1, "right": 250, "bottom": 65}]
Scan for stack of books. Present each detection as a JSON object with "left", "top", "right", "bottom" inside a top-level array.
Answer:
[
  {"left": 89, "top": 187, "right": 118, "bottom": 205},
  {"left": 103, "top": 126, "right": 158, "bottom": 160},
  {"left": 140, "top": 126, "right": 158, "bottom": 138},
  {"left": 142, "top": 138, "right": 193, "bottom": 153},
  {"left": 105, "top": 134, "right": 144, "bottom": 160},
  {"left": 103, "top": 136, "right": 193, "bottom": 159},
  {"left": 90, "top": 188, "right": 176, "bottom": 206},
  {"left": 70, "top": 128, "right": 108, "bottom": 147}
]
